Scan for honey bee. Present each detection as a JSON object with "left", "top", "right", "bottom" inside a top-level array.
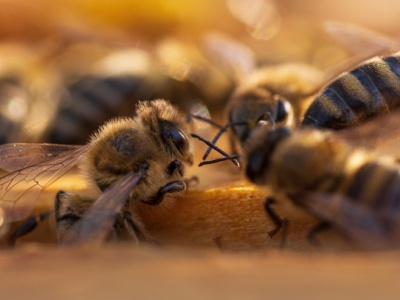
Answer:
[
  {"left": 244, "top": 111, "right": 400, "bottom": 249},
  {"left": 45, "top": 48, "right": 168, "bottom": 145},
  {"left": 0, "top": 99, "right": 232, "bottom": 245},
  {"left": 200, "top": 22, "right": 395, "bottom": 164},
  {"left": 44, "top": 38, "right": 232, "bottom": 145},
  {"left": 200, "top": 32, "right": 322, "bottom": 164},
  {"left": 301, "top": 52, "right": 400, "bottom": 129},
  {"left": 301, "top": 22, "right": 400, "bottom": 129}
]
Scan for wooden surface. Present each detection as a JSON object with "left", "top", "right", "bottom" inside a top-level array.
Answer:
[
  {"left": 1, "top": 245, "right": 400, "bottom": 299},
  {"left": 6, "top": 163, "right": 346, "bottom": 252},
  {"left": 1, "top": 164, "right": 399, "bottom": 299}
]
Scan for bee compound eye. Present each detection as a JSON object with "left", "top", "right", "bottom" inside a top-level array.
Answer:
[
  {"left": 167, "top": 129, "right": 187, "bottom": 153},
  {"left": 160, "top": 119, "right": 188, "bottom": 154},
  {"left": 274, "top": 96, "right": 292, "bottom": 123}
]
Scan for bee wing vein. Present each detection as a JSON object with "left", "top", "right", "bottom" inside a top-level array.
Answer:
[{"left": 0, "top": 145, "right": 89, "bottom": 222}]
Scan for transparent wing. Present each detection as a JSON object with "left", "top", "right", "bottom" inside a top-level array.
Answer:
[
  {"left": 324, "top": 21, "right": 400, "bottom": 55},
  {"left": 201, "top": 31, "right": 256, "bottom": 81},
  {"left": 309, "top": 50, "right": 390, "bottom": 96},
  {"left": 305, "top": 192, "right": 397, "bottom": 249},
  {"left": 305, "top": 21, "right": 398, "bottom": 96},
  {"left": 226, "top": 0, "right": 281, "bottom": 40},
  {"left": 0, "top": 144, "right": 89, "bottom": 223},
  {"left": 61, "top": 168, "right": 147, "bottom": 246}
]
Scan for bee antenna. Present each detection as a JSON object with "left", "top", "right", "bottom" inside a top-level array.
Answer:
[
  {"left": 186, "top": 113, "right": 224, "bottom": 129},
  {"left": 198, "top": 155, "right": 240, "bottom": 167},
  {"left": 190, "top": 133, "right": 240, "bottom": 167},
  {"left": 202, "top": 121, "right": 248, "bottom": 160}
]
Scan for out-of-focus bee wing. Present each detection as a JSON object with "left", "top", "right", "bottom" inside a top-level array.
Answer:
[
  {"left": 61, "top": 170, "right": 146, "bottom": 246},
  {"left": 201, "top": 32, "right": 256, "bottom": 80},
  {"left": 226, "top": 0, "right": 281, "bottom": 40},
  {"left": 0, "top": 144, "right": 89, "bottom": 223},
  {"left": 305, "top": 192, "right": 395, "bottom": 249},
  {"left": 311, "top": 49, "right": 389, "bottom": 95},
  {"left": 306, "top": 21, "right": 398, "bottom": 96},
  {"left": 324, "top": 21, "right": 400, "bottom": 55},
  {"left": 336, "top": 109, "right": 400, "bottom": 156}
]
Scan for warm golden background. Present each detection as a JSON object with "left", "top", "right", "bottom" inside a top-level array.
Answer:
[{"left": 1, "top": 0, "right": 400, "bottom": 299}]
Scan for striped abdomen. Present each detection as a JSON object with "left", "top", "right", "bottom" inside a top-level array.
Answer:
[
  {"left": 346, "top": 162, "right": 400, "bottom": 221},
  {"left": 47, "top": 75, "right": 159, "bottom": 145},
  {"left": 301, "top": 53, "right": 400, "bottom": 129}
]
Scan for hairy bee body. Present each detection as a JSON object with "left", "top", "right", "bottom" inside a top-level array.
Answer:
[
  {"left": 244, "top": 126, "right": 400, "bottom": 246},
  {"left": 55, "top": 99, "right": 193, "bottom": 243},
  {"left": 345, "top": 162, "right": 400, "bottom": 213},
  {"left": 228, "top": 63, "right": 321, "bottom": 145},
  {"left": 199, "top": 63, "right": 322, "bottom": 163},
  {"left": 302, "top": 53, "right": 400, "bottom": 129},
  {"left": 0, "top": 99, "right": 197, "bottom": 245}
]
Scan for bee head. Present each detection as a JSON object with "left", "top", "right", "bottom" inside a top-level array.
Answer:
[
  {"left": 83, "top": 100, "right": 193, "bottom": 192},
  {"left": 229, "top": 90, "right": 293, "bottom": 145},
  {"left": 136, "top": 99, "right": 193, "bottom": 165}
]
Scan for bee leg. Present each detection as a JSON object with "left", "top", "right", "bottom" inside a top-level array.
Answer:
[
  {"left": 54, "top": 190, "right": 93, "bottom": 243},
  {"left": 264, "top": 197, "right": 288, "bottom": 243},
  {"left": 145, "top": 181, "right": 186, "bottom": 206},
  {"left": 307, "top": 221, "right": 331, "bottom": 246},
  {"left": 121, "top": 211, "right": 159, "bottom": 245},
  {"left": 7, "top": 211, "right": 52, "bottom": 247},
  {"left": 166, "top": 159, "right": 199, "bottom": 187}
]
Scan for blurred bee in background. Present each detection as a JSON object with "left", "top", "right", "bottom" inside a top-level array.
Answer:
[
  {"left": 199, "top": 0, "right": 371, "bottom": 163},
  {"left": 0, "top": 99, "right": 235, "bottom": 246},
  {"left": 199, "top": 31, "right": 323, "bottom": 164},
  {"left": 199, "top": 18, "right": 400, "bottom": 247},
  {"left": 200, "top": 20, "right": 398, "bottom": 164},
  {"left": 41, "top": 36, "right": 233, "bottom": 145},
  {"left": 244, "top": 110, "right": 400, "bottom": 249},
  {"left": 0, "top": 18, "right": 234, "bottom": 146},
  {"left": 301, "top": 22, "right": 400, "bottom": 129}
]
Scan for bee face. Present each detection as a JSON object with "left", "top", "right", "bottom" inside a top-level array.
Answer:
[
  {"left": 199, "top": 63, "right": 319, "bottom": 165},
  {"left": 228, "top": 79, "right": 294, "bottom": 145},
  {"left": 136, "top": 100, "right": 193, "bottom": 165},
  {"left": 80, "top": 99, "right": 193, "bottom": 203}
]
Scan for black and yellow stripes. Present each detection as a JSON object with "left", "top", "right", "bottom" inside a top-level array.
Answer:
[
  {"left": 302, "top": 53, "right": 400, "bottom": 129},
  {"left": 346, "top": 162, "right": 400, "bottom": 214}
]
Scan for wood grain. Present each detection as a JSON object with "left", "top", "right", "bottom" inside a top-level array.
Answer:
[{"left": 1, "top": 245, "right": 400, "bottom": 300}]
